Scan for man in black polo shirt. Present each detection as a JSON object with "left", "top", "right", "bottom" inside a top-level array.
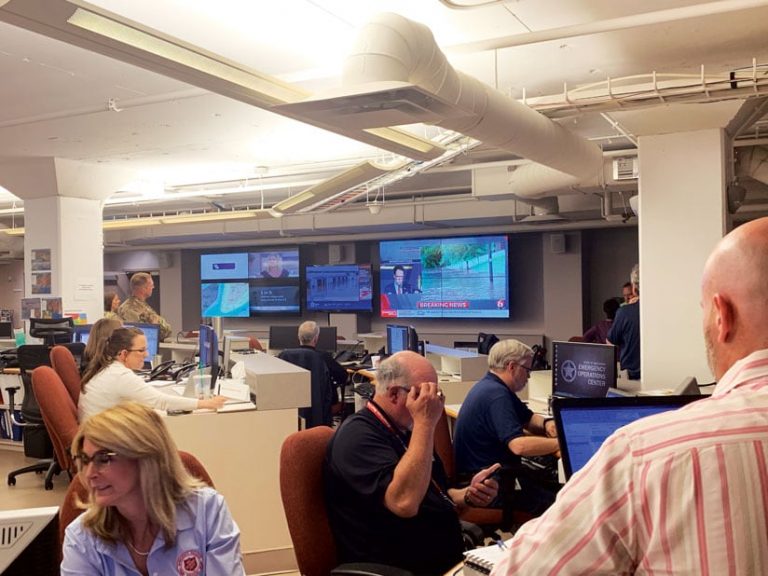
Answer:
[{"left": 324, "top": 351, "right": 500, "bottom": 575}]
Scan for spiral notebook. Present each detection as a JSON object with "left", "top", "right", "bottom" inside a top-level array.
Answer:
[{"left": 463, "top": 539, "right": 512, "bottom": 576}]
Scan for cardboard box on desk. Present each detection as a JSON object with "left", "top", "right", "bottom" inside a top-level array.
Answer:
[{"left": 233, "top": 351, "right": 311, "bottom": 411}]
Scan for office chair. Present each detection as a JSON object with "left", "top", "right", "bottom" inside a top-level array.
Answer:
[
  {"left": 278, "top": 348, "right": 334, "bottom": 428},
  {"left": 49, "top": 344, "right": 85, "bottom": 405},
  {"left": 57, "top": 451, "right": 213, "bottom": 561},
  {"left": 29, "top": 317, "right": 74, "bottom": 346},
  {"left": 31, "top": 366, "right": 78, "bottom": 490},
  {"left": 279, "top": 427, "right": 413, "bottom": 576},
  {"left": 6, "top": 345, "right": 56, "bottom": 488},
  {"left": 433, "top": 411, "right": 534, "bottom": 532}
]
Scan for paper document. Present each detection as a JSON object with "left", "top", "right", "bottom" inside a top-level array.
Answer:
[{"left": 217, "top": 379, "right": 250, "bottom": 402}]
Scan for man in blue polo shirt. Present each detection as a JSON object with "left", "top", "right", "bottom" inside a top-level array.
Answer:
[
  {"left": 454, "top": 339, "right": 560, "bottom": 519},
  {"left": 608, "top": 264, "right": 641, "bottom": 379}
]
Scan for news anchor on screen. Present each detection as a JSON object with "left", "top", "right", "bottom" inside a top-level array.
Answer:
[
  {"left": 383, "top": 265, "right": 420, "bottom": 295},
  {"left": 261, "top": 253, "right": 290, "bottom": 278}
]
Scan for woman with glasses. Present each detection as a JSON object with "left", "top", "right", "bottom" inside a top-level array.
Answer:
[
  {"left": 78, "top": 327, "right": 226, "bottom": 421},
  {"left": 61, "top": 402, "right": 244, "bottom": 575}
]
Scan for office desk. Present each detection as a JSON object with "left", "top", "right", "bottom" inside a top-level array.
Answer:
[
  {"left": 158, "top": 342, "right": 197, "bottom": 364},
  {"left": 164, "top": 352, "right": 310, "bottom": 574}
]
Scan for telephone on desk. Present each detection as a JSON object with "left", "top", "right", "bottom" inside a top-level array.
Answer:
[{"left": 147, "top": 360, "right": 197, "bottom": 382}]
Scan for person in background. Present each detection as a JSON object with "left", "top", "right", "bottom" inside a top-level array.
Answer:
[
  {"left": 494, "top": 216, "right": 768, "bottom": 574},
  {"left": 278, "top": 321, "right": 345, "bottom": 427},
  {"left": 261, "top": 252, "right": 289, "bottom": 278},
  {"left": 61, "top": 402, "right": 244, "bottom": 575},
  {"left": 117, "top": 273, "right": 171, "bottom": 341},
  {"left": 82, "top": 317, "right": 123, "bottom": 372},
  {"left": 324, "top": 351, "right": 499, "bottom": 575},
  {"left": 383, "top": 265, "right": 419, "bottom": 295},
  {"left": 608, "top": 264, "right": 641, "bottom": 379},
  {"left": 78, "top": 327, "right": 226, "bottom": 421},
  {"left": 104, "top": 292, "right": 121, "bottom": 320},
  {"left": 621, "top": 281, "right": 633, "bottom": 304},
  {"left": 453, "top": 339, "right": 559, "bottom": 520},
  {"left": 582, "top": 297, "right": 621, "bottom": 344}
]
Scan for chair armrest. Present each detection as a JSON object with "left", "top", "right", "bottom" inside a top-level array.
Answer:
[
  {"left": 332, "top": 562, "right": 416, "bottom": 576},
  {"left": 4, "top": 386, "right": 27, "bottom": 427}
]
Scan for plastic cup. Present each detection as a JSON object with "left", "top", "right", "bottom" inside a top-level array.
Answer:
[{"left": 371, "top": 355, "right": 381, "bottom": 369}]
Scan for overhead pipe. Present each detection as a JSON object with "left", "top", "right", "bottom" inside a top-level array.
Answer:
[{"left": 342, "top": 13, "right": 604, "bottom": 184}]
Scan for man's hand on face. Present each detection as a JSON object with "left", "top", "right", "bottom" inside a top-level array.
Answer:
[{"left": 405, "top": 381, "right": 445, "bottom": 428}]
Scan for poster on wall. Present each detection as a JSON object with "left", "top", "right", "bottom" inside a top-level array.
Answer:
[
  {"left": 31, "top": 249, "right": 51, "bottom": 271},
  {"left": 21, "top": 298, "right": 41, "bottom": 320},
  {"left": 42, "top": 298, "right": 63, "bottom": 319},
  {"left": 31, "top": 272, "right": 52, "bottom": 294}
]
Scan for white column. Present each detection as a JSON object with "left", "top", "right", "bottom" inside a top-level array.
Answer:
[
  {"left": 24, "top": 196, "right": 104, "bottom": 322},
  {"left": 637, "top": 129, "right": 727, "bottom": 386}
]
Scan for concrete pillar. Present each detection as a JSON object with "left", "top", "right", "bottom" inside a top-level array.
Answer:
[
  {"left": 637, "top": 129, "right": 727, "bottom": 386},
  {"left": 0, "top": 157, "right": 132, "bottom": 324}
]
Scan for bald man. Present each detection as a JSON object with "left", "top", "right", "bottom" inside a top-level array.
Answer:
[
  {"left": 494, "top": 217, "right": 768, "bottom": 574},
  {"left": 324, "top": 351, "right": 500, "bottom": 575}
]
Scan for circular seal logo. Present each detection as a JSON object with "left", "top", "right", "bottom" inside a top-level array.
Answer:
[
  {"left": 561, "top": 360, "right": 577, "bottom": 383},
  {"left": 176, "top": 550, "right": 204, "bottom": 576}
]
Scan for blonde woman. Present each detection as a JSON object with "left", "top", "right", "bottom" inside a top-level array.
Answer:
[{"left": 61, "top": 402, "right": 244, "bottom": 575}]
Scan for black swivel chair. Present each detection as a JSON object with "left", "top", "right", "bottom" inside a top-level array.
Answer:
[
  {"left": 7, "top": 320, "right": 76, "bottom": 489},
  {"left": 278, "top": 348, "right": 334, "bottom": 429}
]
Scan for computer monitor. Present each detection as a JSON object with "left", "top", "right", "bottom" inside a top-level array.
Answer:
[
  {"left": 72, "top": 324, "right": 92, "bottom": 345},
  {"left": 553, "top": 395, "right": 702, "bottom": 480},
  {"left": 0, "top": 321, "right": 13, "bottom": 339},
  {"left": 123, "top": 323, "right": 160, "bottom": 367},
  {"left": 386, "top": 324, "right": 409, "bottom": 355},
  {"left": 198, "top": 324, "right": 219, "bottom": 391},
  {"left": 0, "top": 506, "right": 59, "bottom": 574},
  {"left": 477, "top": 332, "right": 499, "bottom": 355},
  {"left": 268, "top": 325, "right": 299, "bottom": 350},
  {"left": 316, "top": 326, "right": 337, "bottom": 353},
  {"left": 551, "top": 341, "right": 618, "bottom": 398}
]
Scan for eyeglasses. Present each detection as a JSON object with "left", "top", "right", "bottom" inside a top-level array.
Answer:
[
  {"left": 512, "top": 362, "right": 533, "bottom": 374},
  {"left": 126, "top": 348, "right": 147, "bottom": 354},
  {"left": 73, "top": 450, "right": 119, "bottom": 472}
]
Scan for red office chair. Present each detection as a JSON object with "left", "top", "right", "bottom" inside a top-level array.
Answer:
[
  {"left": 31, "top": 366, "right": 79, "bottom": 490},
  {"left": 50, "top": 345, "right": 82, "bottom": 405}
]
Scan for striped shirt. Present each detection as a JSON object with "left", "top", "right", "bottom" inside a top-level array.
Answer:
[{"left": 493, "top": 349, "right": 768, "bottom": 575}]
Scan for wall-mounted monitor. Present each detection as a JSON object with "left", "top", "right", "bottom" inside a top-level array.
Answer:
[
  {"left": 551, "top": 341, "right": 618, "bottom": 398},
  {"left": 200, "top": 247, "right": 301, "bottom": 317},
  {"left": 305, "top": 264, "right": 372, "bottom": 312},
  {"left": 379, "top": 235, "right": 509, "bottom": 319}
]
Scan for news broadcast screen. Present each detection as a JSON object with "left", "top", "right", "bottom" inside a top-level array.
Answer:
[
  {"left": 200, "top": 247, "right": 301, "bottom": 316},
  {"left": 305, "top": 264, "right": 373, "bottom": 312},
  {"left": 379, "top": 235, "right": 509, "bottom": 319}
]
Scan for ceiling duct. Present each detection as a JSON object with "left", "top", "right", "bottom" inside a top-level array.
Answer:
[
  {"left": 737, "top": 145, "right": 768, "bottom": 185},
  {"left": 278, "top": 12, "right": 604, "bottom": 183}
]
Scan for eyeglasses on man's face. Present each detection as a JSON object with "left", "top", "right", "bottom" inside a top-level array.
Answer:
[
  {"left": 73, "top": 449, "right": 120, "bottom": 473},
  {"left": 126, "top": 348, "right": 147, "bottom": 355}
]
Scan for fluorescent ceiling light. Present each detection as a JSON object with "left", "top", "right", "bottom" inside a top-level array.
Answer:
[
  {"left": 0, "top": 0, "right": 444, "bottom": 161},
  {"left": 2, "top": 227, "right": 24, "bottom": 236},
  {"left": 271, "top": 160, "right": 402, "bottom": 214}
]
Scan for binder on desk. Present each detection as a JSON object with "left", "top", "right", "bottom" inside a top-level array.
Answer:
[{"left": 463, "top": 539, "right": 511, "bottom": 576}]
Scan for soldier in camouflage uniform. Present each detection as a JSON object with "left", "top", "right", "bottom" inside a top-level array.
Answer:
[{"left": 116, "top": 272, "right": 172, "bottom": 341}]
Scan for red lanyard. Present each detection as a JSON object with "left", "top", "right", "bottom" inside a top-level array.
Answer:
[{"left": 366, "top": 400, "right": 455, "bottom": 509}]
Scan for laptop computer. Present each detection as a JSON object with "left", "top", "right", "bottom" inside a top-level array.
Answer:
[{"left": 553, "top": 395, "right": 702, "bottom": 481}]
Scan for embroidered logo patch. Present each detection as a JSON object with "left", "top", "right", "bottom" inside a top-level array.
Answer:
[{"left": 176, "top": 550, "right": 204, "bottom": 575}]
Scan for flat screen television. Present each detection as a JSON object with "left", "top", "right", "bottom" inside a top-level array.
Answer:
[
  {"left": 200, "top": 247, "right": 301, "bottom": 317},
  {"left": 379, "top": 235, "right": 509, "bottom": 319},
  {"left": 305, "top": 264, "right": 373, "bottom": 312},
  {"left": 551, "top": 341, "right": 618, "bottom": 398}
]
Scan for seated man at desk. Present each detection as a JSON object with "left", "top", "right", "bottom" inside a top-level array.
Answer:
[
  {"left": 453, "top": 339, "right": 560, "bottom": 519},
  {"left": 278, "top": 321, "right": 346, "bottom": 427},
  {"left": 324, "top": 351, "right": 500, "bottom": 575}
]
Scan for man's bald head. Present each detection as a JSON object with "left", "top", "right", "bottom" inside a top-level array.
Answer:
[{"left": 701, "top": 217, "right": 768, "bottom": 379}]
